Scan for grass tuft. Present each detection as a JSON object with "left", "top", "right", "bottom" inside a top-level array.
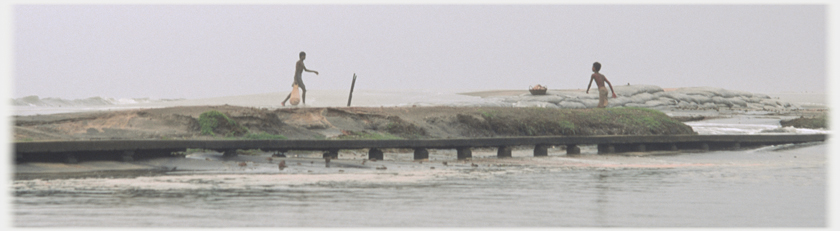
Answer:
[
  {"left": 198, "top": 110, "right": 248, "bottom": 136},
  {"left": 336, "top": 130, "right": 404, "bottom": 140}
]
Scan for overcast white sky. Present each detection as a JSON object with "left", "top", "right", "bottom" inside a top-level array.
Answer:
[{"left": 8, "top": 3, "right": 831, "bottom": 99}]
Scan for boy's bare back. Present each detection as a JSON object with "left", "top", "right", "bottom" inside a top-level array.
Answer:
[{"left": 591, "top": 73, "right": 607, "bottom": 88}]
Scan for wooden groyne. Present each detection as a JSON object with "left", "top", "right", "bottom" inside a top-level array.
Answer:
[{"left": 14, "top": 134, "right": 828, "bottom": 163}]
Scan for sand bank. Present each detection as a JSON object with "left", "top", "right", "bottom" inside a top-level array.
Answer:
[{"left": 14, "top": 106, "right": 694, "bottom": 142}]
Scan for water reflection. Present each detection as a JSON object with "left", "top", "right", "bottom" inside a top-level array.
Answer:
[{"left": 596, "top": 171, "right": 609, "bottom": 226}]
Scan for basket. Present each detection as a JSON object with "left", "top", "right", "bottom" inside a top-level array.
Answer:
[{"left": 529, "top": 85, "right": 547, "bottom": 95}]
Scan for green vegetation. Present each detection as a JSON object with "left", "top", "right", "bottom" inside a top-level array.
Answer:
[
  {"left": 311, "top": 133, "right": 327, "bottom": 140},
  {"left": 382, "top": 118, "right": 426, "bottom": 139},
  {"left": 197, "top": 110, "right": 292, "bottom": 139},
  {"left": 479, "top": 109, "right": 498, "bottom": 119},
  {"left": 462, "top": 107, "right": 694, "bottom": 136},
  {"left": 219, "top": 132, "right": 287, "bottom": 140},
  {"left": 557, "top": 120, "right": 576, "bottom": 135},
  {"left": 337, "top": 130, "right": 404, "bottom": 140},
  {"left": 236, "top": 149, "right": 265, "bottom": 156},
  {"left": 781, "top": 114, "right": 828, "bottom": 129},
  {"left": 242, "top": 132, "right": 287, "bottom": 140},
  {"left": 198, "top": 110, "right": 248, "bottom": 136},
  {"left": 620, "top": 108, "right": 685, "bottom": 132}
]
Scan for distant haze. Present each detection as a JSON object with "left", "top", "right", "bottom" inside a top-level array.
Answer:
[{"left": 13, "top": 4, "right": 826, "bottom": 99}]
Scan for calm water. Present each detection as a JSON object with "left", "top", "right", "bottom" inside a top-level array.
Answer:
[{"left": 13, "top": 141, "right": 826, "bottom": 227}]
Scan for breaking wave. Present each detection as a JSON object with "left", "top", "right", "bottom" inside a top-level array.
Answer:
[{"left": 12, "top": 95, "right": 184, "bottom": 107}]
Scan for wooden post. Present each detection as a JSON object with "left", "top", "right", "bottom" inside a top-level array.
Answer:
[
  {"left": 414, "top": 148, "right": 429, "bottom": 160},
  {"left": 323, "top": 149, "right": 339, "bottom": 159},
  {"left": 566, "top": 144, "right": 581, "bottom": 155},
  {"left": 347, "top": 73, "right": 357, "bottom": 107},
  {"left": 457, "top": 147, "right": 472, "bottom": 160},
  {"left": 497, "top": 146, "right": 512, "bottom": 158},
  {"left": 369, "top": 148, "right": 384, "bottom": 160},
  {"left": 597, "top": 144, "right": 615, "bottom": 154},
  {"left": 534, "top": 144, "right": 549, "bottom": 157}
]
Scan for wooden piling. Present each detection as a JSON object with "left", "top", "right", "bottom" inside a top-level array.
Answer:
[
  {"left": 347, "top": 73, "right": 357, "bottom": 107},
  {"left": 369, "top": 148, "right": 384, "bottom": 160},
  {"left": 534, "top": 144, "right": 549, "bottom": 156},
  {"left": 457, "top": 147, "right": 472, "bottom": 160},
  {"left": 323, "top": 149, "right": 339, "bottom": 159},
  {"left": 497, "top": 146, "right": 512, "bottom": 158},
  {"left": 598, "top": 144, "right": 615, "bottom": 154},
  {"left": 566, "top": 144, "right": 581, "bottom": 155},
  {"left": 414, "top": 148, "right": 429, "bottom": 160}
]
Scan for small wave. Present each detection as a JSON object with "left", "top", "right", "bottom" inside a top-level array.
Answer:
[
  {"left": 759, "top": 127, "right": 799, "bottom": 134},
  {"left": 747, "top": 141, "right": 825, "bottom": 152},
  {"left": 686, "top": 121, "right": 829, "bottom": 135},
  {"left": 12, "top": 95, "right": 184, "bottom": 107}
]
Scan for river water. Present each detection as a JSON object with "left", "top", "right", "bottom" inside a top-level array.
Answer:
[
  {"left": 10, "top": 91, "right": 831, "bottom": 227},
  {"left": 12, "top": 125, "right": 829, "bottom": 227}
]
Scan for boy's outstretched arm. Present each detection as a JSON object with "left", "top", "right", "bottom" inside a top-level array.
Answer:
[
  {"left": 585, "top": 76, "right": 594, "bottom": 94},
  {"left": 301, "top": 63, "right": 319, "bottom": 75}
]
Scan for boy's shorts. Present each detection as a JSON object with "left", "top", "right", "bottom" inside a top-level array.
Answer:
[
  {"left": 597, "top": 87, "right": 608, "bottom": 108},
  {"left": 292, "top": 78, "right": 306, "bottom": 90}
]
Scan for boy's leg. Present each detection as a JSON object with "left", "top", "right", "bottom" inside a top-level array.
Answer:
[
  {"left": 281, "top": 93, "right": 291, "bottom": 106},
  {"left": 299, "top": 82, "right": 307, "bottom": 104},
  {"left": 598, "top": 87, "right": 608, "bottom": 108}
]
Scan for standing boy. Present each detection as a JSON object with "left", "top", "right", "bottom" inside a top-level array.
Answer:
[
  {"left": 585, "top": 62, "right": 617, "bottom": 108},
  {"left": 282, "top": 51, "right": 319, "bottom": 106}
]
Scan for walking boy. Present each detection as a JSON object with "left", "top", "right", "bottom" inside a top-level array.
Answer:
[
  {"left": 282, "top": 51, "right": 319, "bottom": 106},
  {"left": 585, "top": 62, "right": 616, "bottom": 108}
]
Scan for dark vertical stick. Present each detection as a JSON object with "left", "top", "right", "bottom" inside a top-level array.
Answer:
[{"left": 347, "top": 73, "right": 357, "bottom": 107}]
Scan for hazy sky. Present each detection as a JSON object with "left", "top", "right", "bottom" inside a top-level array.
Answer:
[{"left": 11, "top": 4, "right": 828, "bottom": 99}]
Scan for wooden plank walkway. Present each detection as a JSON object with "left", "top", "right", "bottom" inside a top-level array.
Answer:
[{"left": 14, "top": 134, "right": 828, "bottom": 163}]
